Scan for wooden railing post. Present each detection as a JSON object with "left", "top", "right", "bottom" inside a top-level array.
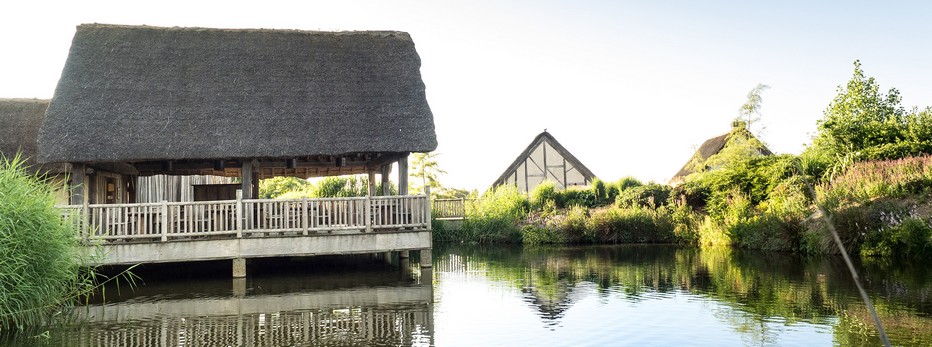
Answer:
[
  {"left": 302, "top": 197, "right": 309, "bottom": 235},
  {"left": 236, "top": 194, "right": 243, "bottom": 238},
  {"left": 424, "top": 185, "right": 431, "bottom": 228},
  {"left": 365, "top": 196, "right": 372, "bottom": 233},
  {"left": 160, "top": 200, "right": 168, "bottom": 242}
]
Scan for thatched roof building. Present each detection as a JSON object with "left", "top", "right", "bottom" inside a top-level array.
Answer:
[
  {"left": 668, "top": 121, "right": 772, "bottom": 186},
  {"left": 492, "top": 131, "right": 596, "bottom": 193},
  {"left": 38, "top": 24, "right": 436, "bottom": 202},
  {"left": 38, "top": 24, "right": 436, "bottom": 178},
  {"left": 0, "top": 98, "right": 67, "bottom": 174}
]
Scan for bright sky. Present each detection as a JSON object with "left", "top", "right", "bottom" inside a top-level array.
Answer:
[{"left": 3, "top": 1, "right": 931, "bottom": 191}]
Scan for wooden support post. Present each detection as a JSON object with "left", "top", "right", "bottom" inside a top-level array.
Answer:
[
  {"left": 251, "top": 160, "right": 260, "bottom": 201},
  {"left": 70, "top": 163, "right": 86, "bottom": 205},
  {"left": 398, "top": 154, "right": 409, "bottom": 196},
  {"left": 233, "top": 258, "right": 247, "bottom": 278},
  {"left": 367, "top": 170, "right": 377, "bottom": 197},
  {"left": 241, "top": 161, "right": 253, "bottom": 200},
  {"left": 380, "top": 164, "right": 391, "bottom": 196}
]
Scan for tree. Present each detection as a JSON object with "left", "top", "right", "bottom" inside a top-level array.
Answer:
[
  {"left": 737, "top": 83, "right": 770, "bottom": 136},
  {"left": 811, "top": 60, "right": 907, "bottom": 160},
  {"left": 410, "top": 152, "right": 446, "bottom": 194}
]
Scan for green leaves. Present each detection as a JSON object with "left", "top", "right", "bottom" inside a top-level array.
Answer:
[{"left": 810, "top": 60, "right": 930, "bottom": 163}]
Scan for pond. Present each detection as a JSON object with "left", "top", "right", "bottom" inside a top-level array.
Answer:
[{"left": 31, "top": 245, "right": 932, "bottom": 346}]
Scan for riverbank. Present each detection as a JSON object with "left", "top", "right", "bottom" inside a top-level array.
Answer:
[{"left": 434, "top": 155, "right": 932, "bottom": 259}]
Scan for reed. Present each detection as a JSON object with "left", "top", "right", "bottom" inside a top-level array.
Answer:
[{"left": 0, "top": 155, "right": 88, "bottom": 334}]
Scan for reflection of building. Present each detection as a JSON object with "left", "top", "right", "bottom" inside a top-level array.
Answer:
[
  {"left": 492, "top": 131, "right": 597, "bottom": 194},
  {"left": 64, "top": 274, "right": 434, "bottom": 346}
]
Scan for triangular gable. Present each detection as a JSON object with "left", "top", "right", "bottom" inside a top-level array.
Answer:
[{"left": 492, "top": 131, "right": 596, "bottom": 193}]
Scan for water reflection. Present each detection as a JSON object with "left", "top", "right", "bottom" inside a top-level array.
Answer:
[
  {"left": 433, "top": 244, "right": 932, "bottom": 346},
  {"left": 61, "top": 257, "right": 433, "bottom": 347}
]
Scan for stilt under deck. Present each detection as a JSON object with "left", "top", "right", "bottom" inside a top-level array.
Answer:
[{"left": 61, "top": 195, "right": 433, "bottom": 273}]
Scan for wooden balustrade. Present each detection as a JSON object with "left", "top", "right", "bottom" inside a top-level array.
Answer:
[
  {"left": 431, "top": 198, "right": 468, "bottom": 220},
  {"left": 60, "top": 195, "right": 431, "bottom": 243}
]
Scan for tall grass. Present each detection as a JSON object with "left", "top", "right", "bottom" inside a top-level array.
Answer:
[
  {"left": 0, "top": 155, "right": 87, "bottom": 334},
  {"left": 436, "top": 185, "right": 527, "bottom": 243},
  {"left": 817, "top": 155, "right": 932, "bottom": 208}
]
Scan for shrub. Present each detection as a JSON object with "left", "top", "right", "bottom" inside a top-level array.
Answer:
[
  {"left": 555, "top": 188, "right": 597, "bottom": 208},
  {"left": 590, "top": 179, "right": 608, "bottom": 206},
  {"left": 615, "top": 183, "right": 671, "bottom": 208},
  {"left": 860, "top": 217, "right": 932, "bottom": 258},
  {"left": 528, "top": 181, "right": 557, "bottom": 211},
  {"left": 461, "top": 185, "right": 528, "bottom": 243}
]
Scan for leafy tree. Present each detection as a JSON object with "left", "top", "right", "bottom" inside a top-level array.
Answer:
[
  {"left": 738, "top": 83, "right": 770, "bottom": 136},
  {"left": 811, "top": 61, "right": 907, "bottom": 160},
  {"left": 410, "top": 152, "right": 447, "bottom": 194}
]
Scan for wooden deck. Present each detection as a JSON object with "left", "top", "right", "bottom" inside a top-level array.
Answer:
[{"left": 60, "top": 195, "right": 432, "bottom": 267}]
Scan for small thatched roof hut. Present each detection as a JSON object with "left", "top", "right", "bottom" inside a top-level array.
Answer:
[
  {"left": 38, "top": 24, "right": 437, "bottom": 201},
  {"left": 669, "top": 121, "right": 772, "bottom": 186},
  {"left": 0, "top": 98, "right": 67, "bottom": 174},
  {"left": 492, "top": 131, "right": 596, "bottom": 193}
]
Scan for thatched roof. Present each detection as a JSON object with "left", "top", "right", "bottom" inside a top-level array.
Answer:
[
  {"left": 38, "top": 24, "right": 436, "bottom": 165},
  {"left": 669, "top": 123, "right": 772, "bottom": 185},
  {"left": 0, "top": 99, "right": 68, "bottom": 174}
]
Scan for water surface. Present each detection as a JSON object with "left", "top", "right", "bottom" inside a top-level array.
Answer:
[{"left": 35, "top": 246, "right": 932, "bottom": 346}]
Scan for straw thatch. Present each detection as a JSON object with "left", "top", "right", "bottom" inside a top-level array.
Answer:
[
  {"left": 669, "top": 123, "right": 772, "bottom": 185},
  {"left": 38, "top": 24, "right": 436, "bottom": 165},
  {"left": 0, "top": 99, "right": 68, "bottom": 174}
]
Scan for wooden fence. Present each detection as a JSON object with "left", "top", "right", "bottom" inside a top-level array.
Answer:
[{"left": 60, "top": 195, "right": 431, "bottom": 243}]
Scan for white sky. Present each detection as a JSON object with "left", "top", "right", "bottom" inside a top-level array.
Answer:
[{"left": 3, "top": 1, "right": 931, "bottom": 191}]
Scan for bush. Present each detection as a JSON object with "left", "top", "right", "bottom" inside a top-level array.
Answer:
[
  {"left": 555, "top": 188, "right": 597, "bottom": 208},
  {"left": 460, "top": 185, "right": 528, "bottom": 243},
  {"left": 860, "top": 217, "right": 932, "bottom": 258},
  {"left": 615, "top": 183, "right": 671, "bottom": 208},
  {"left": 1, "top": 156, "right": 86, "bottom": 332},
  {"left": 528, "top": 181, "right": 556, "bottom": 211}
]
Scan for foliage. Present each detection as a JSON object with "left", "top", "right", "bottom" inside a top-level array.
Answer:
[
  {"left": 614, "top": 183, "right": 671, "bottom": 208},
  {"left": 455, "top": 185, "right": 528, "bottom": 243},
  {"left": 807, "top": 61, "right": 932, "bottom": 169},
  {"left": 737, "top": 83, "right": 770, "bottom": 136},
  {"left": 271, "top": 175, "right": 397, "bottom": 199},
  {"left": 528, "top": 181, "right": 557, "bottom": 212},
  {"left": 816, "top": 155, "right": 932, "bottom": 206},
  {"left": 0, "top": 155, "right": 86, "bottom": 333},
  {"left": 410, "top": 152, "right": 447, "bottom": 194},
  {"left": 860, "top": 217, "right": 932, "bottom": 259},
  {"left": 259, "top": 177, "right": 311, "bottom": 199}
]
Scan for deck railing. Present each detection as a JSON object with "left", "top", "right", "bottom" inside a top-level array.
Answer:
[
  {"left": 431, "top": 198, "right": 468, "bottom": 220},
  {"left": 61, "top": 195, "right": 430, "bottom": 243}
]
